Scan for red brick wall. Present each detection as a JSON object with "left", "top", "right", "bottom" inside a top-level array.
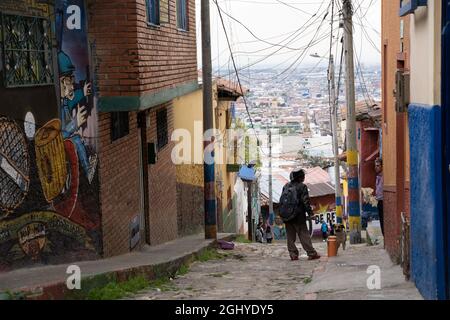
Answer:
[
  {"left": 384, "top": 189, "right": 400, "bottom": 262},
  {"left": 98, "top": 112, "right": 142, "bottom": 257},
  {"left": 87, "top": 0, "right": 197, "bottom": 97},
  {"left": 147, "top": 103, "right": 178, "bottom": 245}
]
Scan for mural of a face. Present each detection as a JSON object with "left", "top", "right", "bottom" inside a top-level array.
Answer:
[
  {"left": 60, "top": 75, "right": 75, "bottom": 100},
  {"left": 18, "top": 223, "right": 46, "bottom": 260}
]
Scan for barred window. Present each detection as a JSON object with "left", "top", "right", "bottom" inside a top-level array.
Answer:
[
  {"left": 156, "top": 107, "right": 168, "bottom": 150},
  {"left": 1, "top": 13, "right": 53, "bottom": 87}
]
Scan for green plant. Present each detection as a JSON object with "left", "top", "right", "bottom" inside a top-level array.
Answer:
[
  {"left": 87, "top": 275, "right": 149, "bottom": 300},
  {"left": 196, "top": 248, "right": 226, "bottom": 262},
  {"left": 176, "top": 264, "right": 190, "bottom": 276},
  {"left": 303, "top": 277, "right": 313, "bottom": 284}
]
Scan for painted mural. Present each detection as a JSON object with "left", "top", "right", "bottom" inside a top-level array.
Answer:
[
  {"left": 273, "top": 202, "right": 337, "bottom": 240},
  {"left": 0, "top": 0, "right": 101, "bottom": 271}
]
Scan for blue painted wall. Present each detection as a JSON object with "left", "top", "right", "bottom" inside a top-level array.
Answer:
[
  {"left": 409, "top": 104, "right": 446, "bottom": 300},
  {"left": 442, "top": 0, "right": 450, "bottom": 300}
]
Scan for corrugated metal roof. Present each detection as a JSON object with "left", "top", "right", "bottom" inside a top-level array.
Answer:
[{"left": 260, "top": 167, "right": 335, "bottom": 204}]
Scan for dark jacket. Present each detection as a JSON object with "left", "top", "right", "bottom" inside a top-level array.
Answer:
[{"left": 291, "top": 181, "right": 314, "bottom": 223}]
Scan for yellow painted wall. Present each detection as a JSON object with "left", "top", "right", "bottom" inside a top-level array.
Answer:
[
  {"left": 173, "top": 88, "right": 203, "bottom": 164},
  {"left": 173, "top": 84, "right": 237, "bottom": 231},
  {"left": 215, "top": 98, "right": 237, "bottom": 224}
]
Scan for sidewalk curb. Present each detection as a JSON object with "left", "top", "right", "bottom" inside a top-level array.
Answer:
[{"left": 3, "top": 234, "right": 236, "bottom": 300}]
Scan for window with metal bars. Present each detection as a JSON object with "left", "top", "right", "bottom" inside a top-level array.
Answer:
[
  {"left": 177, "top": 0, "right": 188, "bottom": 31},
  {"left": 156, "top": 107, "right": 168, "bottom": 150},
  {"left": 0, "top": 13, "right": 53, "bottom": 87}
]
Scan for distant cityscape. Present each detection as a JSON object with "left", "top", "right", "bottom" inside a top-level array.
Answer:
[{"left": 227, "top": 65, "right": 381, "bottom": 170}]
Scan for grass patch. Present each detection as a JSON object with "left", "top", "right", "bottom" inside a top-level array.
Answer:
[
  {"left": 176, "top": 264, "right": 190, "bottom": 277},
  {"left": 87, "top": 275, "right": 149, "bottom": 300},
  {"left": 196, "top": 248, "right": 226, "bottom": 262},
  {"left": 235, "top": 235, "right": 252, "bottom": 244},
  {"left": 303, "top": 277, "right": 313, "bottom": 284}
]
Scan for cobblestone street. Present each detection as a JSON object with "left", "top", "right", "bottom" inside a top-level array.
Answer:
[
  {"left": 130, "top": 241, "right": 326, "bottom": 300},
  {"left": 128, "top": 235, "right": 422, "bottom": 301}
]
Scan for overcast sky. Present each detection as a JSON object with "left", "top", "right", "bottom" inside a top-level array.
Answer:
[{"left": 196, "top": 0, "right": 381, "bottom": 74}]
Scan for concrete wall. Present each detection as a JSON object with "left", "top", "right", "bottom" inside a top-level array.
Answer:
[
  {"left": 408, "top": 1, "right": 446, "bottom": 300},
  {"left": 381, "top": 0, "right": 411, "bottom": 261},
  {"left": 172, "top": 89, "right": 204, "bottom": 236},
  {"left": 409, "top": 104, "right": 446, "bottom": 300},
  {"left": 410, "top": 2, "right": 442, "bottom": 106}
]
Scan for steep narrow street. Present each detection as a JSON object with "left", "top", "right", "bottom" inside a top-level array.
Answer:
[
  {"left": 130, "top": 241, "right": 324, "bottom": 300},
  {"left": 129, "top": 238, "right": 421, "bottom": 300}
]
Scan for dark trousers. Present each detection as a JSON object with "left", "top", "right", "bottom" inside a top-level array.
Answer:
[
  {"left": 285, "top": 215, "right": 317, "bottom": 258},
  {"left": 377, "top": 200, "right": 384, "bottom": 236}
]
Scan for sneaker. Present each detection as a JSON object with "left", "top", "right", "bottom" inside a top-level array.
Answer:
[
  {"left": 308, "top": 254, "right": 321, "bottom": 261},
  {"left": 290, "top": 256, "right": 299, "bottom": 261}
]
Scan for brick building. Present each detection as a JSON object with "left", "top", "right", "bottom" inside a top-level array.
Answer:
[{"left": 0, "top": 0, "right": 199, "bottom": 271}]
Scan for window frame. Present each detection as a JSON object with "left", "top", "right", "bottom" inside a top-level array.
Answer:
[
  {"left": 156, "top": 107, "right": 168, "bottom": 151},
  {"left": 146, "top": 0, "right": 160, "bottom": 26},
  {"left": 111, "top": 111, "right": 130, "bottom": 142},
  {"left": 176, "top": 0, "right": 188, "bottom": 31}
]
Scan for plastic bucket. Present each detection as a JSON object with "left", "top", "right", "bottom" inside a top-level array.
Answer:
[{"left": 327, "top": 236, "right": 338, "bottom": 257}]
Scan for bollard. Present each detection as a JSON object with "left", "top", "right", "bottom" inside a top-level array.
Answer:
[{"left": 327, "top": 236, "right": 338, "bottom": 257}]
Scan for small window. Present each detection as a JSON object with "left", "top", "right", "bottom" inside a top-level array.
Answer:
[
  {"left": 177, "top": 0, "right": 188, "bottom": 31},
  {"left": 111, "top": 112, "right": 129, "bottom": 141},
  {"left": 1, "top": 13, "right": 53, "bottom": 87},
  {"left": 146, "top": 0, "right": 160, "bottom": 25},
  {"left": 156, "top": 107, "right": 168, "bottom": 150}
]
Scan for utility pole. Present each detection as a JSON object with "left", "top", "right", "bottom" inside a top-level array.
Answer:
[
  {"left": 247, "top": 182, "right": 253, "bottom": 241},
  {"left": 342, "top": 0, "right": 361, "bottom": 244},
  {"left": 268, "top": 128, "right": 274, "bottom": 226},
  {"left": 202, "top": 0, "right": 217, "bottom": 240},
  {"left": 329, "top": 55, "right": 343, "bottom": 226}
]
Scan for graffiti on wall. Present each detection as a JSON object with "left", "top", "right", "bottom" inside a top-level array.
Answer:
[
  {"left": 273, "top": 202, "right": 336, "bottom": 240},
  {"left": 0, "top": 0, "right": 101, "bottom": 271}
]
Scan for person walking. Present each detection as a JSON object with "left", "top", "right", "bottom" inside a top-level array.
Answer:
[
  {"left": 375, "top": 158, "right": 384, "bottom": 236},
  {"left": 279, "top": 168, "right": 321, "bottom": 261}
]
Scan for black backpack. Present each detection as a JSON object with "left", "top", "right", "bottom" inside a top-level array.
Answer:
[{"left": 279, "top": 182, "right": 300, "bottom": 222}]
